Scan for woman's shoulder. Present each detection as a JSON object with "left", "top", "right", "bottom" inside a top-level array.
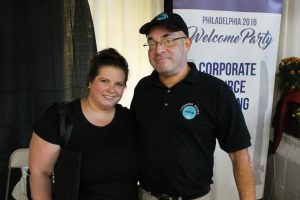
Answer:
[{"left": 42, "top": 100, "right": 76, "bottom": 123}]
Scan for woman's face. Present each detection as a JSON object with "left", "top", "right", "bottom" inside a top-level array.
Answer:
[{"left": 88, "top": 65, "right": 126, "bottom": 110}]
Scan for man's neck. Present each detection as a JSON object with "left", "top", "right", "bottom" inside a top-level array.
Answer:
[{"left": 159, "top": 64, "right": 190, "bottom": 88}]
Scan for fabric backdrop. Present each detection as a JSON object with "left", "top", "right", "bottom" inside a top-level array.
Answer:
[{"left": 0, "top": 0, "right": 96, "bottom": 198}]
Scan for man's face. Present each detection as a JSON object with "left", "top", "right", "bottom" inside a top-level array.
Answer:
[{"left": 146, "top": 25, "right": 191, "bottom": 77}]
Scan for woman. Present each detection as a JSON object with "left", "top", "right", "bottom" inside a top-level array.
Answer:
[{"left": 29, "top": 48, "right": 138, "bottom": 199}]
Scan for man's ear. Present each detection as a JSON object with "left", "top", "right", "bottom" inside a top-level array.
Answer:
[{"left": 184, "top": 37, "right": 192, "bottom": 51}]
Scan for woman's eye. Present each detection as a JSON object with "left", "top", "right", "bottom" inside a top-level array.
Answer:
[
  {"left": 100, "top": 79, "right": 108, "bottom": 84},
  {"left": 116, "top": 82, "right": 125, "bottom": 87}
]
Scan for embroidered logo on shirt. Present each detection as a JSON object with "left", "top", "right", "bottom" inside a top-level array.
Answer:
[{"left": 180, "top": 103, "right": 199, "bottom": 120}]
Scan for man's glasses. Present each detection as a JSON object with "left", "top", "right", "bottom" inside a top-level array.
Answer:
[{"left": 143, "top": 37, "right": 187, "bottom": 50}]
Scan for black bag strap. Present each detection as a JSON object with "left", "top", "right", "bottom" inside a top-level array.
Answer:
[{"left": 57, "top": 102, "right": 73, "bottom": 148}]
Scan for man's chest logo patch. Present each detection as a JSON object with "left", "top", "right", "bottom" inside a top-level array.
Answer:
[{"left": 180, "top": 103, "right": 199, "bottom": 120}]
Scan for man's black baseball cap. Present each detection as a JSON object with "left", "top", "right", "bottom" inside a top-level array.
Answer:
[{"left": 139, "top": 12, "right": 189, "bottom": 37}]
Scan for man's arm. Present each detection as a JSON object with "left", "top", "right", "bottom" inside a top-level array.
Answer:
[{"left": 229, "top": 148, "right": 255, "bottom": 200}]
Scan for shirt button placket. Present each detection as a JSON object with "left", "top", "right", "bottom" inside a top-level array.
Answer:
[{"left": 164, "top": 89, "right": 171, "bottom": 107}]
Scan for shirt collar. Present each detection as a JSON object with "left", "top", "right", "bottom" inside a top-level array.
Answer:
[{"left": 183, "top": 62, "right": 199, "bottom": 84}]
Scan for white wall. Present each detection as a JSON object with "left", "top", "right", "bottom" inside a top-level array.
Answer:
[{"left": 88, "top": 0, "right": 163, "bottom": 107}]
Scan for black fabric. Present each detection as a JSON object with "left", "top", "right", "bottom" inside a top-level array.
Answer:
[
  {"left": 51, "top": 102, "right": 81, "bottom": 200},
  {"left": 33, "top": 99, "right": 139, "bottom": 200},
  {"left": 131, "top": 62, "right": 251, "bottom": 198},
  {"left": 0, "top": 1, "right": 96, "bottom": 198},
  {"left": 53, "top": 148, "right": 81, "bottom": 200},
  {"left": 57, "top": 103, "right": 74, "bottom": 147}
]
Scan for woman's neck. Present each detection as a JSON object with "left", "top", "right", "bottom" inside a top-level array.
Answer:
[{"left": 81, "top": 98, "right": 115, "bottom": 127}]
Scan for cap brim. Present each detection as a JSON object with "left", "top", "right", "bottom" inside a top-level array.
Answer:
[{"left": 139, "top": 21, "right": 181, "bottom": 35}]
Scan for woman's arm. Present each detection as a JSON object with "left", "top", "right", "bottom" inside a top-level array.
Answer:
[{"left": 29, "top": 133, "right": 60, "bottom": 200}]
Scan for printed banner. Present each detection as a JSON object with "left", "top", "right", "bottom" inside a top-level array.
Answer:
[{"left": 173, "top": 0, "right": 282, "bottom": 199}]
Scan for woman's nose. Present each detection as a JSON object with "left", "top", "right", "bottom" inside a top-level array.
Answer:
[{"left": 107, "top": 84, "right": 115, "bottom": 92}]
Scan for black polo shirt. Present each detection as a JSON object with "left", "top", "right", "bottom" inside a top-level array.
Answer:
[{"left": 131, "top": 62, "right": 251, "bottom": 198}]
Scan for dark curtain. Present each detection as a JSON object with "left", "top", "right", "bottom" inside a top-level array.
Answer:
[{"left": 0, "top": 0, "right": 96, "bottom": 198}]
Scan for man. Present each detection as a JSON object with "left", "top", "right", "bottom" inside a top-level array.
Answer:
[{"left": 131, "top": 12, "right": 255, "bottom": 200}]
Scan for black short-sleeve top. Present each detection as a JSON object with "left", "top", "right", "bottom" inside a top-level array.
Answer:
[{"left": 33, "top": 99, "right": 138, "bottom": 200}]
